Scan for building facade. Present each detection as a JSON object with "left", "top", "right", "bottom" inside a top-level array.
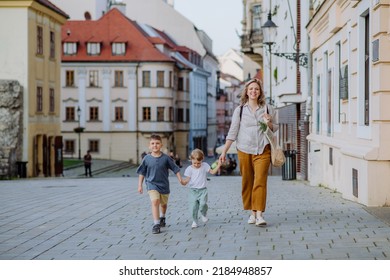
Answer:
[
  {"left": 61, "top": 8, "right": 208, "bottom": 163},
  {"left": 51, "top": 0, "right": 218, "bottom": 157},
  {"left": 0, "top": 0, "right": 68, "bottom": 178},
  {"left": 307, "top": 0, "right": 390, "bottom": 206}
]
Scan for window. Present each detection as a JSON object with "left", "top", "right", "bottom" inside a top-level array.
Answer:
[
  {"left": 169, "top": 71, "right": 172, "bottom": 88},
  {"left": 327, "top": 69, "right": 332, "bottom": 136},
  {"left": 64, "top": 140, "right": 75, "bottom": 154},
  {"left": 177, "top": 108, "right": 184, "bottom": 122},
  {"left": 143, "top": 107, "right": 151, "bottom": 121},
  {"left": 50, "top": 31, "right": 55, "bottom": 58},
  {"left": 178, "top": 77, "right": 184, "bottom": 91},
  {"left": 157, "top": 71, "right": 164, "bottom": 87},
  {"left": 115, "top": 106, "right": 124, "bottom": 121},
  {"left": 316, "top": 75, "right": 321, "bottom": 134},
  {"left": 157, "top": 107, "right": 164, "bottom": 121},
  {"left": 49, "top": 88, "right": 55, "bottom": 113},
  {"left": 36, "top": 86, "right": 43, "bottom": 112},
  {"left": 364, "top": 13, "right": 370, "bottom": 126},
  {"left": 252, "top": 4, "right": 262, "bottom": 30},
  {"left": 89, "top": 140, "right": 99, "bottom": 153},
  {"left": 114, "top": 71, "right": 124, "bottom": 87},
  {"left": 87, "top": 42, "right": 101, "bottom": 55},
  {"left": 89, "top": 70, "right": 99, "bottom": 87},
  {"left": 37, "top": 26, "right": 43, "bottom": 55},
  {"left": 112, "top": 43, "right": 126, "bottom": 55},
  {"left": 66, "top": 70, "right": 75, "bottom": 87},
  {"left": 186, "top": 109, "right": 190, "bottom": 123},
  {"left": 142, "top": 71, "right": 151, "bottom": 87},
  {"left": 65, "top": 107, "right": 75, "bottom": 121},
  {"left": 63, "top": 42, "right": 77, "bottom": 55},
  {"left": 89, "top": 107, "right": 99, "bottom": 121},
  {"left": 169, "top": 106, "right": 173, "bottom": 122}
]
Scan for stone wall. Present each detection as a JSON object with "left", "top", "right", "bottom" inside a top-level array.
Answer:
[{"left": 0, "top": 80, "right": 23, "bottom": 179}]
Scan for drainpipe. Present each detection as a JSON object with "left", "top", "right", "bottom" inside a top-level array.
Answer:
[{"left": 135, "top": 63, "right": 140, "bottom": 164}]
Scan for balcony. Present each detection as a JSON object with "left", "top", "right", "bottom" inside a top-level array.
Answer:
[{"left": 240, "top": 29, "right": 264, "bottom": 65}]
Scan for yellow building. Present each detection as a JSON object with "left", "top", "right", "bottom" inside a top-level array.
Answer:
[{"left": 0, "top": 0, "right": 68, "bottom": 177}]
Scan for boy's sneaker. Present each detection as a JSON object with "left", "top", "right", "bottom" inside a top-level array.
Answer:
[
  {"left": 201, "top": 215, "right": 208, "bottom": 223},
  {"left": 159, "top": 217, "right": 166, "bottom": 227},
  {"left": 191, "top": 221, "right": 198, "bottom": 228},
  {"left": 152, "top": 224, "right": 161, "bottom": 234},
  {"left": 255, "top": 216, "right": 267, "bottom": 227},
  {"left": 248, "top": 215, "right": 256, "bottom": 224}
]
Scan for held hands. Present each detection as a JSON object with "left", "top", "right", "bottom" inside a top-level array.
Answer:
[{"left": 180, "top": 177, "right": 190, "bottom": 186}]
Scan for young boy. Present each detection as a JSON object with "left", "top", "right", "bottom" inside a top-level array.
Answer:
[
  {"left": 137, "top": 134, "right": 183, "bottom": 234},
  {"left": 181, "top": 149, "right": 221, "bottom": 228}
]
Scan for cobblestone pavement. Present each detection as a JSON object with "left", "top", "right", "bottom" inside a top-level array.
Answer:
[{"left": 1, "top": 171, "right": 390, "bottom": 260}]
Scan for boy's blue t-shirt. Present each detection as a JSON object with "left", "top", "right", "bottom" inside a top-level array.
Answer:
[{"left": 136, "top": 153, "right": 180, "bottom": 194}]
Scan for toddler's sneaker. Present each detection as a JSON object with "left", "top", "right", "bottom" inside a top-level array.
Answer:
[
  {"left": 248, "top": 215, "right": 256, "bottom": 224},
  {"left": 191, "top": 221, "right": 198, "bottom": 228},
  {"left": 255, "top": 216, "right": 267, "bottom": 227},
  {"left": 201, "top": 215, "right": 208, "bottom": 223},
  {"left": 159, "top": 217, "right": 166, "bottom": 227},
  {"left": 152, "top": 224, "right": 161, "bottom": 234}
]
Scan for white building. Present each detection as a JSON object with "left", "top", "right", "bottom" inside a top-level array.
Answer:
[
  {"left": 61, "top": 8, "right": 208, "bottom": 163},
  {"left": 51, "top": 0, "right": 219, "bottom": 156},
  {"left": 307, "top": 0, "right": 390, "bottom": 206}
]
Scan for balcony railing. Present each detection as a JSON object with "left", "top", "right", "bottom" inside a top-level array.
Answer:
[{"left": 241, "top": 29, "right": 263, "bottom": 50}]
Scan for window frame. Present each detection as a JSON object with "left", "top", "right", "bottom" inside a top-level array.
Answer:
[
  {"left": 89, "top": 106, "right": 99, "bottom": 121},
  {"left": 114, "top": 70, "right": 124, "bottom": 87},
  {"left": 112, "top": 42, "right": 126, "bottom": 55},
  {"left": 142, "top": 71, "right": 151, "bottom": 87},
  {"left": 37, "top": 26, "right": 43, "bottom": 55},
  {"left": 143, "top": 107, "right": 151, "bottom": 121},
  {"left": 36, "top": 86, "right": 43, "bottom": 113},
  {"left": 89, "top": 70, "right": 99, "bottom": 87},
  {"left": 87, "top": 42, "right": 101, "bottom": 56}
]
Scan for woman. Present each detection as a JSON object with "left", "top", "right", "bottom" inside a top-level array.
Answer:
[{"left": 219, "top": 78, "right": 278, "bottom": 226}]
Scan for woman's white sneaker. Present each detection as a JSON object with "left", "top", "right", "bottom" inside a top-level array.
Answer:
[
  {"left": 248, "top": 215, "right": 256, "bottom": 224},
  {"left": 255, "top": 216, "right": 267, "bottom": 226}
]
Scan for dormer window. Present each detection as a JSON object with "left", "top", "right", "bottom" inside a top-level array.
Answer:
[
  {"left": 87, "top": 42, "right": 101, "bottom": 55},
  {"left": 63, "top": 42, "right": 77, "bottom": 55},
  {"left": 112, "top": 42, "right": 126, "bottom": 55}
]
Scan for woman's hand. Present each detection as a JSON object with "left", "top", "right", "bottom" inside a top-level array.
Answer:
[{"left": 219, "top": 152, "right": 226, "bottom": 164}]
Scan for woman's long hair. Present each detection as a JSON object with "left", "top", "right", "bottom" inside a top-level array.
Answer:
[{"left": 239, "top": 78, "right": 266, "bottom": 107}]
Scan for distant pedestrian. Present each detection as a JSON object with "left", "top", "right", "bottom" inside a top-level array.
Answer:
[
  {"left": 83, "top": 150, "right": 92, "bottom": 177},
  {"left": 136, "top": 134, "right": 184, "bottom": 234},
  {"left": 175, "top": 153, "right": 182, "bottom": 168},
  {"left": 219, "top": 78, "right": 278, "bottom": 227},
  {"left": 181, "top": 149, "right": 221, "bottom": 228}
]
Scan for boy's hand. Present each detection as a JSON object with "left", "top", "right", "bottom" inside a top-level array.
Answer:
[
  {"left": 137, "top": 185, "right": 143, "bottom": 194},
  {"left": 181, "top": 177, "right": 190, "bottom": 186}
]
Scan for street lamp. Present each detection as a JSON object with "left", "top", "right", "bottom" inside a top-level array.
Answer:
[
  {"left": 77, "top": 106, "right": 81, "bottom": 160},
  {"left": 262, "top": 3, "right": 277, "bottom": 105}
]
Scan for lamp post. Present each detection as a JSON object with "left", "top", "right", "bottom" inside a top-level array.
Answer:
[
  {"left": 261, "top": 2, "right": 277, "bottom": 105},
  {"left": 77, "top": 106, "right": 81, "bottom": 160}
]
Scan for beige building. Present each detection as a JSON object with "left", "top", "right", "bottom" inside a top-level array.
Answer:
[
  {"left": 0, "top": 0, "right": 68, "bottom": 177},
  {"left": 307, "top": 0, "right": 390, "bottom": 206}
]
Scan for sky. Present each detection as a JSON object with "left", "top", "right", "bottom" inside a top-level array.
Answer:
[{"left": 174, "top": 0, "right": 242, "bottom": 56}]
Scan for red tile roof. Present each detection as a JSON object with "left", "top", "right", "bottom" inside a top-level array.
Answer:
[{"left": 62, "top": 8, "right": 173, "bottom": 63}]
